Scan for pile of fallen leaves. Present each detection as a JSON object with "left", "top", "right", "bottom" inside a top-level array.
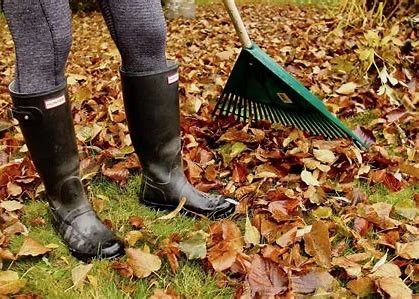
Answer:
[{"left": 0, "top": 3, "right": 417, "bottom": 298}]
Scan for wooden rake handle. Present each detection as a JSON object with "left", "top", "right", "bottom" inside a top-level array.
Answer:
[{"left": 222, "top": 0, "right": 252, "bottom": 49}]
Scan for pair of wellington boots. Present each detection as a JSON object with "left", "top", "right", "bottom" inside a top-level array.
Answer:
[{"left": 10, "top": 61, "right": 236, "bottom": 261}]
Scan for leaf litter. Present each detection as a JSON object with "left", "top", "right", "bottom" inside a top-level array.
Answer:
[{"left": 0, "top": 2, "right": 417, "bottom": 298}]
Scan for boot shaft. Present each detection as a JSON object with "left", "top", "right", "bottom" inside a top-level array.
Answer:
[
  {"left": 10, "top": 82, "right": 80, "bottom": 196},
  {"left": 120, "top": 62, "right": 182, "bottom": 181}
]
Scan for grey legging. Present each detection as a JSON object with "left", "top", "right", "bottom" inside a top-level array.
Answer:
[{"left": 2, "top": 0, "right": 167, "bottom": 94}]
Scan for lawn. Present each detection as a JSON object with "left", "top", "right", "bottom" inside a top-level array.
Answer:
[{"left": 0, "top": 1, "right": 417, "bottom": 298}]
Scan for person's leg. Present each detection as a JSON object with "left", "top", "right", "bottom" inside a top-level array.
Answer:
[
  {"left": 97, "top": 0, "right": 167, "bottom": 72},
  {"left": 3, "top": 0, "right": 71, "bottom": 93},
  {"left": 98, "top": 0, "right": 237, "bottom": 218},
  {"left": 3, "top": 0, "right": 123, "bottom": 260}
]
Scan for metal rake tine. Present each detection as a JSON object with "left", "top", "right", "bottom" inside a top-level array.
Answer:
[{"left": 323, "top": 119, "right": 342, "bottom": 139}]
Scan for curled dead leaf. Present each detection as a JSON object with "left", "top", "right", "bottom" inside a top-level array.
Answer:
[{"left": 126, "top": 247, "right": 161, "bottom": 278}]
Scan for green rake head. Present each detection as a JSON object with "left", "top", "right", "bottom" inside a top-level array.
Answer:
[{"left": 214, "top": 44, "right": 368, "bottom": 148}]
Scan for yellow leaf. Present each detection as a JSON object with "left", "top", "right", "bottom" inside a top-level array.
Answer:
[
  {"left": 71, "top": 264, "right": 93, "bottom": 289},
  {"left": 395, "top": 241, "right": 419, "bottom": 259},
  {"left": 244, "top": 214, "right": 260, "bottom": 246},
  {"left": 0, "top": 271, "right": 26, "bottom": 295},
  {"left": 0, "top": 200, "right": 23, "bottom": 211},
  {"left": 301, "top": 169, "right": 320, "bottom": 186},
  {"left": 124, "top": 231, "right": 143, "bottom": 247},
  {"left": 157, "top": 197, "right": 186, "bottom": 220},
  {"left": 313, "top": 149, "right": 336, "bottom": 164},
  {"left": 336, "top": 82, "right": 358, "bottom": 95}
]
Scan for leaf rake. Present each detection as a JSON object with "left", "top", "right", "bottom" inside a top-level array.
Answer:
[{"left": 214, "top": 0, "right": 368, "bottom": 148}]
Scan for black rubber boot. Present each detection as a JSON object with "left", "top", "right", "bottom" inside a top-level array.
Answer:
[
  {"left": 120, "top": 62, "right": 238, "bottom": 219},
  {"left": 10, "top": 82, "right": 124, "bottom": 261}
]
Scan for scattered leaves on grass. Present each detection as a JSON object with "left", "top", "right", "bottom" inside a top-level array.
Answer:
[
  {"left": 70, "top": 264, "right": 93, "bottom": 289},
  {"left": 0, "top": 3, "right": 417, "bottom": 297},
  {"left": 179, "top": 230, "right": 208, "bottom": 260},
  {"left": 0, "top": 271, "right": 27, "bottom": 295}
]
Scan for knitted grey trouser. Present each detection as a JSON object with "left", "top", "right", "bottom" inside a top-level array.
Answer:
[{"left": 3, "top": 0, "right": 167, "bottom": 94}]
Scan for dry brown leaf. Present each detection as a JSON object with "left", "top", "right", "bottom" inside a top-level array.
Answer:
[
  {"left": 3, "top": 221, "right": 28, "bottom": 236},
  {"left": 126, "top": 248, "right": 161, "bottom": 278},
  {"left": 370, "top": 263, "right": 401, "bottom": 279},
  {"left": 246, "top": 255, "right": 288, "bottom": 297},
  {"left": 6, "top": 182, "right": 22, "bottom": 197},
  {"left": 111, "top": 261, "right": 133, "bottom": 278},
  {"left": 0, "top": 200, "right": 24, "bottom": 211},
  {"left": 207, "top": 220, "right": 244, "bottom": 272},
  {"left": 376, "top": 277, "right": 412, "bottom": 299},
  {"left": 395, "top": 240, "right": 419, "bottom": 259},
  {"left": 332, "top": 256, "right": 362, "bottom": 278},
  {"left": 276, "top": 227, "right": 297, "bottom": 248},
  {"left": 149, "top": 288, "right": 180, "bottom": 299},
  {"left": 291, "top": 268, "right": 338, "bottom": 294},
  {"left": 17, "top": 237, "right": 52, "bottom": 258},
  {"left": 304, "top": 221, "right": 331, "bottom": 268},
  {"left": 129, "top": 216, "right": 145, "bottom": 229},
  {"left": 347, "top": 276, "right": 375, "bottom": 297}
]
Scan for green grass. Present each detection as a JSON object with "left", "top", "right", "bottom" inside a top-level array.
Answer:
[
  {"left": 344, "top": 109, "right": 379, "bottom": 129},
  {"left": 7, "top": 175, "right": 234, "bottom": 299},
  {"left": 357, "top": 181, "right": 418, "bottom": 206}
]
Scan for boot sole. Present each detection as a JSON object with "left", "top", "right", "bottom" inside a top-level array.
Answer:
[
  {"left": 142, "top": 199, "right": 235, "bottom": 220},
  {"left": 71, "top": 245, "right": 125, "bottom": 262}
]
